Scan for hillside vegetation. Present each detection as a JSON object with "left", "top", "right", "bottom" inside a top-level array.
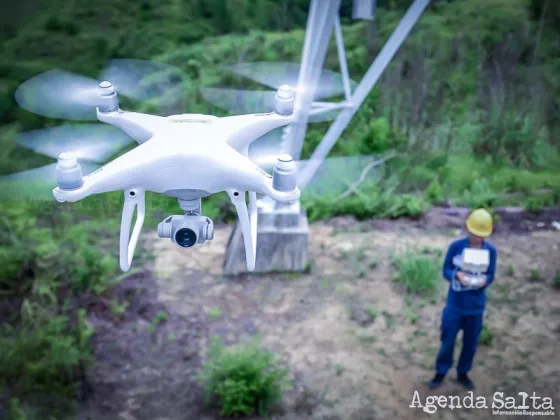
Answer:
[{"left": 0, "top": 0, "right": 559, "bottom": 418}]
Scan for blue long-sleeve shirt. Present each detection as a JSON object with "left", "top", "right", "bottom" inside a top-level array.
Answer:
[{"left": 442, "top": 236, "right": 497, "bottom": 315}]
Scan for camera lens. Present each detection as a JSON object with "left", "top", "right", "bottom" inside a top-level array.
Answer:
[{"left": 175, "top": 228, "right": 197, "bottom": 248}]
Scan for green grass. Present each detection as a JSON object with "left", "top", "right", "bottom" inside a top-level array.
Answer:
[
  {"left": 147, "top": 310, "right": 168, "bottom": 332},
  {"left": 552, "top": 272, "right": 560, "bottom": 290},
  {"left": 0, "top": 201, "right": 120, "bottom": 417},
  {"left": 528, "top": 268, "right": 542, "bottom": 282},
  {"left": 208, "top": 307, "right": 222, "bottom": 319},
  {"left": 197, "top": 337, "right": 289, "bottom": 417},
  {"left": 479, "top": 325, "right": 494, "bottom": 346},
  {"left": 392, "top": 252, "right": 440, "bottom": 296}
]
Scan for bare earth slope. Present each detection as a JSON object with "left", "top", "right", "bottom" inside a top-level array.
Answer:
[{"left": 79, "top": 208, "right": 560, "bottom": 420}]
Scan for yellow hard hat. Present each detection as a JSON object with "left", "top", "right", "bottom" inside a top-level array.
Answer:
[{"left": 466, "top": 208, "right": 493, "bottom": 237}]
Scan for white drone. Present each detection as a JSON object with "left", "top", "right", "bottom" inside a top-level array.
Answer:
[
  {"left": 10, "top": 60, "right": 302, "bottom": 273},
  {"left": 7, "top": 59, "right": 380, "bottom": 274}
]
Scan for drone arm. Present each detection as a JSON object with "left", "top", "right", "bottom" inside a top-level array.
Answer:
[
  {"left": 119, "top": 188, "right": 145, "bottom": 272},
  {"left": 221, "top": 112, "right": 295, "bottom": 152},
  {"left": 97, "top": 110, "right": 166, "bottom": 144},
  {"left": 227, "top": 189, "right": 258, "bottom": 271}
]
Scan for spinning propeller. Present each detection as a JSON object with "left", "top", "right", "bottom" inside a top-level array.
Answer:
[
  {"left": 2, "top": 58, "right": 187, "bottom": 200},
  {"left": 201, "top": 61, "right": 381, "bottom": 197},
  {"left": 2, "top": 59, "right": 383, "bottom": 203},
  {"left": 201, "top": 61, "right": 357, "bottom": 122},
  {"left": 0, "top": 124, "right": 135, "bottom": 200},
  {"left": 15, "top": 59, "right": 186, "bottom": 121}
]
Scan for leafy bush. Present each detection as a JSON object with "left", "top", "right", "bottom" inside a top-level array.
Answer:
[
  {"left": 0, "top": 202, "right": 118, "bottom": 415},
  {"left": 197, "top": 337, "right": 289, "bottom": 417},
  {"left": 0, "top": 308, "right": 93, "bottom": 398},
  {"left": 392, "top": 252, "right": 440, "bottom": 296}
]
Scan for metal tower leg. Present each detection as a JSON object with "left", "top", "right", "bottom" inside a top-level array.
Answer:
[
  {"left": 223, "top": 0, "right": 430, "bottom": 276},
  {"left": 223, "top": 0, "right": 340, "bottom": 276}
]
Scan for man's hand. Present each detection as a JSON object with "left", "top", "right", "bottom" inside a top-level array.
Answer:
[
  {"left": 456, "top": 271, "right": 469, "bottom": 286},
  {"left": 477, "top": 275, "right": 487, "bottom": 288}
]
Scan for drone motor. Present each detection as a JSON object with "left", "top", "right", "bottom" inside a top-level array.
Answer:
[
  {"left": 272, "top": 154, "right": 297, "bottom": 192},
  {"left": 97, "top": 81, "right": 120, "bottom": 113},
  {"left": 56, "top": 152, "right": 84, "bottom": 191}
]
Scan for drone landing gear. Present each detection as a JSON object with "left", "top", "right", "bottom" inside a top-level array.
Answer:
[
  {"left": 227, "top": 189, "right": 258, "bottom": 271},
  {"left": 224, "top": 197, "right": 309, "bottom": 276},
  {"left": 120, "top": 188, "right": 146, "bottom": 272}
]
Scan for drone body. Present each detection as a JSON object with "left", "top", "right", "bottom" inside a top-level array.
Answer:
[
  {"left": 48, "top": 79, "right": 301, "bottom": 273},
  {"left": 54, "top": 108, "right": 299, "bottom": 204}
]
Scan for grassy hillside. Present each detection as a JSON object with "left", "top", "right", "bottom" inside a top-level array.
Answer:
[{"left": 0, "top": 0, "right": 559, "bottom": 418}]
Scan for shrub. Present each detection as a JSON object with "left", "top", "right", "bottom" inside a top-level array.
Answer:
[
  {"left": 426, "top": 179, "right": 443, "bottom": 203},
  {"left": 392, "top": 252, "right": 440, "bottom": 296},
  {"left": 0, "top": 307, "right": 94, "bottom": 415},
  {"left": 197, "top": 337, "right": 289, "bottom": 417},
  {"left": 0, "top": 203, "right": 117, "bottom": 416},
  {"left": 479, "top": 325, "right": 493, "bottom": 346},
  {"left": 552, "top": 272, "right": 560, "bottom": 290}
]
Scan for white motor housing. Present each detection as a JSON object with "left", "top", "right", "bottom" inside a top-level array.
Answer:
[
  {"left": 56, "top": 152, "right": 83, "bottom": 190},
  {"left": 272, "top": 154, "right": 297, "bottom": 192},
  {"left": 274, "top": 85, "right": 295, "bottom": 115}
]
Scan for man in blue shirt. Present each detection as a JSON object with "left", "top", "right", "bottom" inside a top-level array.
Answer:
[{"left": 427, "top": 208, "right": 498, "bottom": 390}]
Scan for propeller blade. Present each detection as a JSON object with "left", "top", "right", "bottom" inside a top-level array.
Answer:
[
  {"left": 99, "top": 59, "right": 187, "bottom": 102},
  {"left": 0, "top": 162, "right": 100, "bottom": 201},
  {"left": 226, "top": 62, "right": 357, "bottom": 100},
  {"left": 201, "top": 87, "right": 275, "bottom": 115},
  {"left": 248, "top": 129, "right": 286, "bottom": 170},
  {"left": 15, "top": 70, "right": 102, "bottom": 120},
  {"left": 200, "top": 87, "right": 339, "bottom": 122},
  {"left": 15, "top": 59, "right": 188, "bottom": 120},
  {"left": 298, "top": 155, "right": 385, "bottom": 198},
  {"left": 14, "top": 124, "right": 134, "bottom": 163}
]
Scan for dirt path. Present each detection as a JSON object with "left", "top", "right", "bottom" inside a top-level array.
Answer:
[{"left": 80, "top": 208, "right": 560, "bottom": 420}]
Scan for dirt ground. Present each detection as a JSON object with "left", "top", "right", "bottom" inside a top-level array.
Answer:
[{"left": 78, "top": 207, "right": 560, "bottom": 420}]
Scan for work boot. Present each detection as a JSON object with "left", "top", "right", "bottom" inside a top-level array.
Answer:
[
  {"left": 457, "top": 373, "right": 475, "bottom": 389},
  {"left": 426, "top": 373, "right": 445, "bottom": 390}
]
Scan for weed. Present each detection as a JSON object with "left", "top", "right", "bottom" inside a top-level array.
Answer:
[
  {"left": 405, "top": 309, "right": 419, "bottom": 325},
  {"left": 553, "top": 272, "right": 560, "bottom": 290},
  {"left": 382, "top": 311, "right": 395, "bottom": 329},
  {"left": 392, "top": 252, "right": 439, "bottom": 296},
  {"left": 320, "top": 279, "right": 329, "bottom": 289},
  {"left": 208, "top": 307, "right": 222, "bottom": 319},
  {"left": 148, "top": 310, "right": 168, "bottom": 332},
  {"left": 197, "top": 337, "right": 289, "bottom": 417},
  {"left": 426, "top": 179, "right": 443, "bottom": 203},
  {"left": 376, "top": 348, "right": 387, "bottom": 356},
  {"left": 528, "top": 268, "right": 542, "bottom": 282},
  {"left": 168, "top": 333, "right": 176, "bottom": 342},
  {"left": 479, "top": 325, "right": 493, "bottom": 346},
  {"left": 366, "top": 307, "right": 378, "bottom": 320},
  {"left": 0, "top": 308, "right": 94, "bottom": 415},
  {"left": 506, "top": 264, "right": 515, "bottom": 277},
  {"left": 109, "top": 298, "right": 129, "bottom": 316},
  {"left": 358, "top": 335, "right": 377, "bottom": 344},
  {"left": 335, "top": 364, "right": 345, "bottom": 376}
]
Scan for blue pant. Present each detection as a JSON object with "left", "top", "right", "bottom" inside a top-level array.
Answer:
[{"left": 435, "top": 306, "right": 483, "bottom": 375}]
